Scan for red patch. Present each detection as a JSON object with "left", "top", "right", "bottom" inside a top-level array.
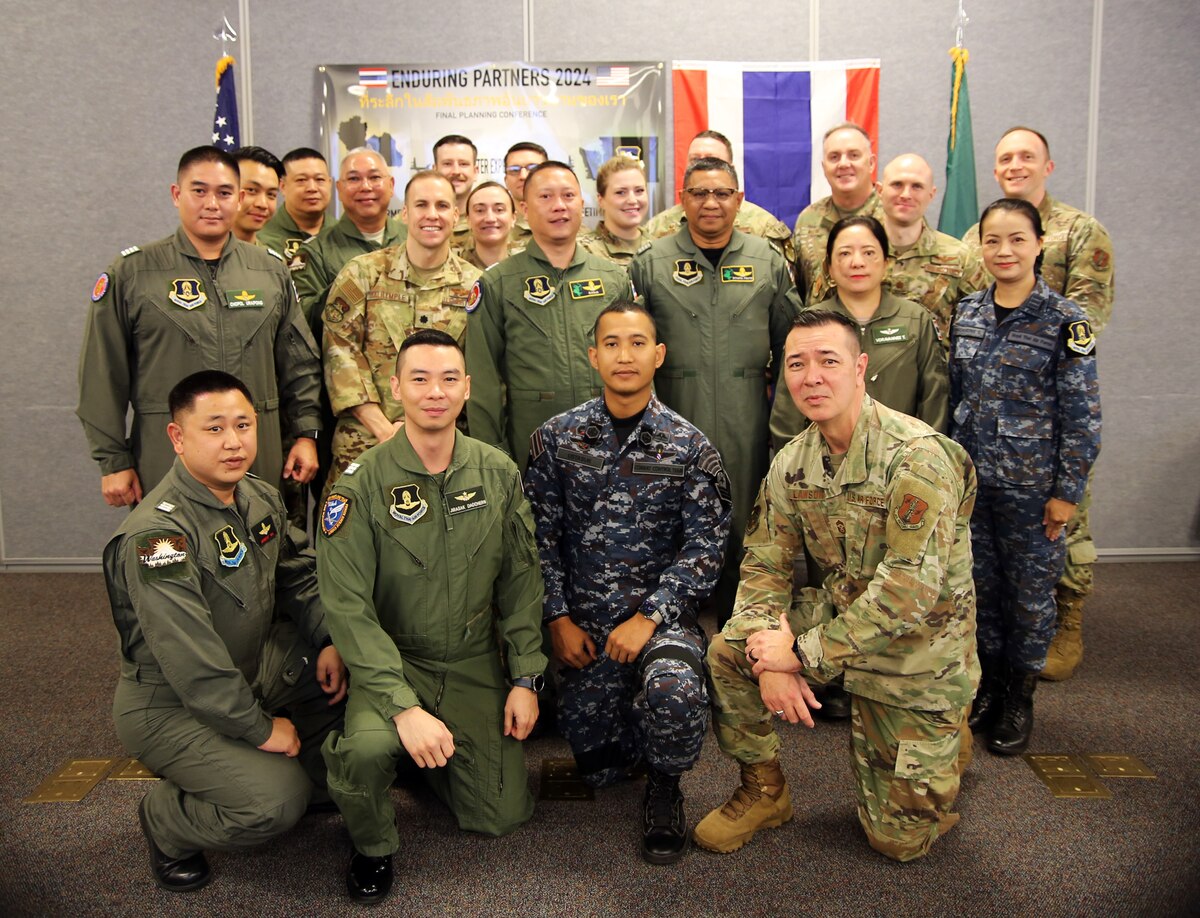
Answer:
[
  {"left": 91, "top": 273, "right": 110, "bottom": 302},
  {"left": 466, "top": 280, "right": 482, "bottom": 313},
  {"left": 895, "top": 493, "right": 930, "bottom": 529},
  {"left": 1090, "top": 249, "right": 1110, "bottom": 271}
]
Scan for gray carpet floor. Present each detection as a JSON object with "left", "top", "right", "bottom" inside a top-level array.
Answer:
[{"left": 1, "top": 564, "right": 1198, "bottom": 917}]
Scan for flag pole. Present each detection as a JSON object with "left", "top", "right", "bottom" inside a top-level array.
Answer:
[{"left": 211, "top": 15, "right": 241, "bottom": 151}]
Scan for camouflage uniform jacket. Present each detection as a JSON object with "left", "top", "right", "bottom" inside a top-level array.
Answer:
[
  {"left": 323, "top": 245, "right": 480, "bottom": 428},
  {"left": 104, "top": 458, "right": 328, "bottom": 747},
  {"left": 316, "top": 429, "right": 546, "bottom": 721},
  {"left": 293, "top": 213, "right": 407, "bottom": 334},
  {"left": 464, "top": 240, "right": 634, "bottom": 469},
  {"left": 886, "top": 220, "right": 987, "bottom": 346},
  {"left": 578, "top": 221, "right": 650, "bottom": 267},
  {"left": 963, "top": 194, "right": 1114, "bottom": 333},
  {"left": 729, "top": 394, "right": 979, "bottom": 712},
  {"left": 77, "top": 228, "right": 322, "bottom": 491},
  {"left": 257, "top": 206, "right": 319, "bottom": 273},
  {"left": 645, "top": 200, "right": 794, "bottom": 262},
  {"left": 453, "top": 235, "right": 526, "bottom": 271},
  {"left": 792, "top": 191, "right": 884, "bottom": 306},
  {"left": 949, "top": 279, "right": 1101, "bottom": 503},
  {"left": 524, "top": 395, "right": 732, "bottom": 632}
]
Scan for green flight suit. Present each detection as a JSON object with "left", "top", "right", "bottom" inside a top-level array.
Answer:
[
  {"left": 105, "top": 459, "right": 340, "bottom": 859},
  {"left": 317, "top": 429, "right": 547, "bottom": 851},
  {"left": 770, "top": 291, "right": 950, "bottom": 450},
  {"left": 464, "top": 240, "right": 634, "bottom": 469},
  {"left": 645, "top": 199, "right": 796, "bottom": 263},
  {"left": 257, "top": 205, "right": 320, "bottom": 271},
  {"left": 77, "top": 229, "right": 323, "bottom": 495},
  {"left": 629, "top": 227, "right": 801, "bottom": 617}
]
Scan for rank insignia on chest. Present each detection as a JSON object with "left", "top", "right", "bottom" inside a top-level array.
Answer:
[
  {"left": 252, "top": 516, "right": 277, "bottom": 546},
  {"left": 169, "top": 278, "right": 207, "bottom": 310},
  {"left": 213, "top": 525, "right": 247, "bottom": 568},
  {"left": 569, "top": 278, "right": 605, "bottom": 299},
  {"left": 672, "top": 259, "right": 703, "bottom": 287},
  {"left": 895, "top": 493, "right": 930, "bottom": 530},
  {"left": 448, "top": 487, "right": 488, "bottom": 515},
  {"left": 322, "top": 494, "right": 351, "bottom": 536},
  {"left": 872, "top": 325, "right": 909, "bottom": 345},
  {"left": 720, "top": 265, "right": 754, "bottom": 283},
  {"left": 1066, "top": 320, "right": 1096, "bottom": 356},
  {"left": 523, "top": 275, "right": 556, "bottom": 305},
  {"left": 226, "top": 289, "right": 265, "bottom": 308},
  {"left": 390, "top": 484, "right": 428, "bottom": 524}
]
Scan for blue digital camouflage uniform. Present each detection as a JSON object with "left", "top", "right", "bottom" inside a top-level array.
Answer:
[
  {"left": 949, "top": 278, "right": 1101, "bottom": 672},
  {"left": 524, "top": 395, "right": 732, "bottom": 787}
]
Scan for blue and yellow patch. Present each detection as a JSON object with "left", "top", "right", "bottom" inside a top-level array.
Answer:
[{"left": 322, "top": 494, "right": 351, "bottom": 536}]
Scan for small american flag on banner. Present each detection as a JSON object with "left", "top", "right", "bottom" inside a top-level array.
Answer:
[
  {"left": 359, "top": 68, "right": 389, "bottom": 87},
  {"left": 596, "top": 66, "right": 631, "bottom": 88},
  {"left": 212, "top": 55, "right": 240, "bottom": 151}
]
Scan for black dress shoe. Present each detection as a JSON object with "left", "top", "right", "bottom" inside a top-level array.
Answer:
[
  {"left": 814, "top": 682, "right": 852, "bottom": 721},
  {"left": 641, "top": 770, "right": 688, "bottom": 865},
  {"left": 347, "top": 851, "right": 393, "bottom": 904},
  {"left": 138, "top": 797, "right": 211, "bottom": 892},
  {"left": 968, "top": 656, "right": 1004, "bottom": 732},
  {"left": 988, "top": 671, "right": 1038, "bottom": 756}
]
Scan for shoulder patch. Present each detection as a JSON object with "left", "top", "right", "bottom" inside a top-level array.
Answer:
[
  {"left": 134, "top": 532, "right": 189, "bottom": 582},
  {"left": 343, "top": 461, "right": 361, "bottom": 477},
  {"left": 1065, "top": 320, "right": 1096, "bottom": 356},
  {"left": 466, "top": 279, "right": 482, "bottom": 313},
  {"left": 322, "top": 493, "right": 351, "bottom": 536},
  {"left": 120, "top": 246, "right": 140, "bottom": 257},
  {"left": 154, "top": 501, "right": 176, "bottom": 513},
  {"left": 885, "top": 477, "right": 947, "bottom": 564},
  {"left": 697, "top": 445, "right": 732, "bottom": 507},
  {"left": 529, "top": 428, "right": 547, "bottom": 463},
  {"left": 1090, "top": 248, "right": 1110, "bottom": 271},
  {"left": 91, "top": 273, "right": 110, "bottom": 302}
]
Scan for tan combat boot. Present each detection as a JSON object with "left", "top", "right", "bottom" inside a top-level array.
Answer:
[
  {"left": 1040, "top": 589, "right": 1085, "bottom": 681},
  {"left": 693, "top": 759, "right": 793, "bottom": 853}
]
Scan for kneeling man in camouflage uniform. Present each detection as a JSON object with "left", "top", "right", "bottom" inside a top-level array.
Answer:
[{"left": 695, "top": 310, "right": 979, "bottom": 862}]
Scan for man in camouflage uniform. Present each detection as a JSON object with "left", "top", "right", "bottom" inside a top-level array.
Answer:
[
  {"left": 793, "top": 123, "right": 884, "bottom": 305},
  {"left": 630, "top": 157, "right": 801, "bottom": 623},
  {"left": 257, "top": 148, "right": 332, "bottom": 272},
  {"left": 465, "top": 161, "right": 633, "bottom": 470},
  {"left": 694, "top": 310, "right": 979, "bottom": 862},
  {"left": 230, "top": 146, "right": 283, "bottom": 247},
  {"left": 963, "top": 127, "right": 1114, "bottom": 681},
  {"left": 322, "top": 171, "right": 480, "bottom": 496},
  {"left": 503, "top": 141, "right": 548, "bottom": 246},
  {"left": 77, "top": 145, "right": 323, "bottom": 509},
  {"left": 644, "top": 130, "right": 794, "bottom": 263},
  {"left": 524, "top": 302, "right": 731, "bottom": 864},
  {"left": 877, "top": 154, "right": 987, "bottom": 348}
]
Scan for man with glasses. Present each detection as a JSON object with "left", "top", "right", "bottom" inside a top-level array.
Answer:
[
  {"left": 503, "top": 141, "right": 548, "bottom": 246},
  {"left": 630, "top": 158, "right": 802, "bottom": 624},
  {"left": 258, "top": 147, "right": 333, "bottom": 271}
]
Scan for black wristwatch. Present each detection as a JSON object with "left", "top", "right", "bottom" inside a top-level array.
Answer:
[
  {"left": 512, "top": 674, "right": 545, "bottom": 693},
  {"left": 297, "top": 429, "right": 320, "bottom": 440}
]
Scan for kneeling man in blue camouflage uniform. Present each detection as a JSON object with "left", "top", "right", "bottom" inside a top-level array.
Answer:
[
  {"left": 524, "top": 301, "right": 732, "bottom": 864},
  {"left": 695, "top": 310, "right": 979, "bottom": 862},
  {"left": 317, "top": 329, "right": 547, "bottom": 904}
]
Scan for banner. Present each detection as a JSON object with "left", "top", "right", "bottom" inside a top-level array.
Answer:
[
  {"left": 671, "top": 60, "right": 881, "bottom": 228},
  {"left": 318, "top": 62, "right": 667, "bottom": 226}
]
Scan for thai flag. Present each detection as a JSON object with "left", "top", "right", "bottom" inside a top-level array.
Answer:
[
  {"left": 671, "top": 60, "right": 880, "bottom": 228},
  {"left": 358, "top": 68, "right": 389, "bottom": 87},
  {"left": 596, "top": 66, "right": 631, "bottom": 87}
]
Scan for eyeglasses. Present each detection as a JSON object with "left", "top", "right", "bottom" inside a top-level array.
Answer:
[
  {"left": 505, "top": 164, "right": 540, "bottom": 175},
  {"left": 342, "top": 174, "right": 388, "bottom": 189},
  {"left": 684, "top": 187, "right": 738, "bottom": 201}
]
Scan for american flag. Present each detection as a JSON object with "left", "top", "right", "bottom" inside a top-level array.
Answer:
[
  {"left": 596, "top": 66, "right": 631, "bottom": 88},
  {"left": 211, "top": 55, "right": 240, "bottom": 151},
  {"left": 359, "top": 68, "right": 389, "bottom": 87}
]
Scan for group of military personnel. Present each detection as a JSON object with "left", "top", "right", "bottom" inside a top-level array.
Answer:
[{"left": 77, "top": 115, "right": 1111, "bottom": 900}]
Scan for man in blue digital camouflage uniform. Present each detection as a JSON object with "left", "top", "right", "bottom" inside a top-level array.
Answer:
[{"left": 524, "top": 301, "right": 731, "bottom": 864}]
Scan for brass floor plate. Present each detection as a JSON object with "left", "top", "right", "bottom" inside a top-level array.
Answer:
[
  {"left": 1024, "top": 753, "right": 1089, "bottom": 780},
  {"left": 1043, "top": 774, "right": 1112, "bottom": 799},
  {"left": 23, "top": 758, "right": 118, "bottom": 803},
  {"left": 539, "top": 757, "right": 594, "bottom": 801},
  {"left": 107, "top": 758, "right": 159, "bottom": 781},
  {"left": 1086, "top": 754, "right": 1156, "bottom": 779}
]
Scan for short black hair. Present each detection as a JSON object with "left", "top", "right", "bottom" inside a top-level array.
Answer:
[
  {"left": 282, "top": 147, "right": 327, "bottom": 168},
  {"left": 168, "top": 370, "right": 255, "bottom": 419},
  {"left": 683, "top": 156, "right": 739, "bottom": 190},
  {"left": 395, "top": 328, "right": 463, "bottom": 372},
  {"left": 433, "top": 134, "right": 478, "bottom": 159},
  {"left": 825, "top": 214, "right": 891, "bottom": 263},
  {"left": 177, "top": 146, "right": 240, "bottom": 183},
  {"left": 504, "top": 141, "right": 548, "bottom": 165},
  {"left": 979, "top": 197, "right": 1046, "bottom": 275},
  {"left": 591, "top": 299, "right": 657, "bottom": 343},
  {"left": 522, "top": 160, "right": 578, "bottom": 196},
  {"left": 790, "top": 309, "right": 862, "bottom": 356},
  {"left": 234, "top": 145, "right": 284, "bottom": 180}
]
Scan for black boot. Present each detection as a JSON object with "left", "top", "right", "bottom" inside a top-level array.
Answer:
[
  {"left": 347, "top": 851, "right": 393, "bottom": 904},
  {"left": 968, "top": 656, "right": 1004, "bottom": 732},
  {"left": 641, "top": 769, "right": 688, "bottom": 864},
  {"left": 988, "top": 671, "right": 1038, "bottom": 756},
  {"left": 138, "top": 797, "right": 211, "bottom": 892}
]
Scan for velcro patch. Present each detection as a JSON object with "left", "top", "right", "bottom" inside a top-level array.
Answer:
[
  {"left": 886, "top": 478, "right": 945, "bottom": 564},
  {"left": 91, "top": 273, "right": 110, "bottom": 302},
  {"left": 720, "top": 265, "right": 754, "bottom": 283},
  {"left": 447, "top": 487, "right": 488, "bottom": 515},
  {"left": 322, "top": 494, "right": 351, "bottom": 536},
  {"left": 1065, "top": 320, "right": 1095, "bottom": 356},
  {"left": 569, "top": 278, "right": 605, "bottom": 299},
  {"left": 467, "top": 279, "right": 482, "bottom": 313},
  {"left": 135, "top": 533, "right": 189, "bottom": 582}
]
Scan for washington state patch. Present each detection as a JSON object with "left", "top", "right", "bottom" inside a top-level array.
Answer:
[{"left": 135, "top": 533, "right": 189, "bottom": 581}]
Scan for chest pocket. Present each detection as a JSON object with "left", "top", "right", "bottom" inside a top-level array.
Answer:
[
  {"left": 844, "top": 503, "right": 888, "bottom": 581},
  {"left": 998, "top": 344, "right": 1054, "bottom": 403},
  {"left": 377, "top": 523, "right": 430, "bottom": 637},
  {"left": 952, "top": 324, "right": 985, "bottom": 360}
]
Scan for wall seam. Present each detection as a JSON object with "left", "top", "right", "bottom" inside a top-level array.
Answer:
[
  {"left": 1085, "top": 0, "right": 1103, "bottom": 214},
  {"left": 810, "top": 0, "right": 820, "bottom": 60},
  {"left": 240, "top": 0, "right": 253, "bottom": 144}
]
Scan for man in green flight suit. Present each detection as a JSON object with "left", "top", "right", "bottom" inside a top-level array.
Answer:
[
  {"left": 104, "top": 370, "right": 346, "bottom": 892},
  {"left": 630, "top": 157, "right": 801, "bottom": 622},
  {"left": 318, "top": 329, "right": 547, "bottom": 905},
  {"left": 465, "top": 160, "right": 633, "bottom": 470},
  {"left": 257, "top": 147, "right": 333, "bottom": 271},
  {"left": 77, "top": 145, "right": 323, "bottom": 509}
]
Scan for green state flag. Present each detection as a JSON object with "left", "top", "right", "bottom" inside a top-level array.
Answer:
[{"left": 938, "top": 47, "right": 977, "bottom": 240}]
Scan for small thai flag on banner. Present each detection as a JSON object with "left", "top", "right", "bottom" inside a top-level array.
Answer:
[
  {"left": 671, "top": 60, "right": 880, "bottom": 229},
  {"left": 358, "top": 68, "right": 389, "bottom": 87},
  {"left": 596, "top": 66, "right": 631, "bottom": 88},
  {"left": 212, "top": 55, "right": 240, "bottom": 151}
]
